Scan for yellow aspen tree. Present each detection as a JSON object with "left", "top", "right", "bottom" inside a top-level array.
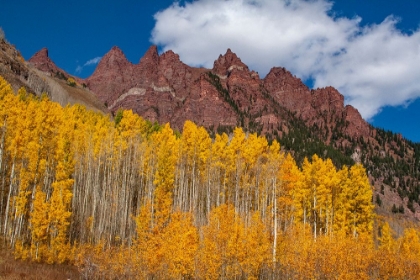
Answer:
[
  {"left": 133, "top": 201, "right": 153, "bottom": 278},
  {"left": 319, "top": 158, "right": 338, "bottom": 235},
  {"left": 28, "top": 186, "right": 49, "bottom": 261},
  {"left": 209, "top": 132, "right": 229, "bottom": 207},
  {"left": 0, "top": 76, "right": 16, "bottom": 238},
  {"left": 278, "top": 224, "right": 314, "bottom": 279},
  {"left": 263, "top": 140, "right": 283, "bottom": 265},
  {"left": 199, "top": 204, "right": 245, "bottom": 279},
  {"left": 240, "top": 133, "right": 268, "bottom": 219},
  {"left": 398, "top": 228, "right": 420, "bottom": 277},
  {"left": 379, "top": 222, "right": 395, "bottom": 252},
  {"left": 116, "top": 109, "right": 146, "bottom": 142},
  {"left": 11, "top": 92, "right": 63, "bottom": 259},
  {"left": 241, "top": 212, "right": 271, "bottom": 280},
  {"left": 226, "top": 127, "right": 246, "bottom": 207},
  {"left": 333, "top": 166, "right": 351, "bottom": 235},
  {"left": 13, "top": 92, "right": 40, "bottom": 248},
  {"left": 47, "top": 132, "right": 74, "bottom": 263},
  {"left": 0, "top": 75, "right": 14, "bottom": 98},
  {"left": 152, "top": 123, "right": 178, "bottom": 228},
  {"left": 185, "top": 124, "right": 212, "bottom": 224},
  {"left": 296, "top": 157, "right": 313, "bottom": 232},
  {"left": 161, "top": 212, "right": 198, "bottom": 278},
  {"left": 347, "top": 164, "right": 375, "bottom": 237},
  {"left": 377, "top": 222, "right": 402, "bottom": 279},
  {"left": 308, "top": 155, "right": 332, "bottom": 238},
  {"left": 177, "top": 121, "right": 211, "bottom": 222},
  {"left": 132, "top": 123, "right": 178, "bottom": 277},
  {"left": 109, "top": 109, "right": 146, "bottom": 244},
  {"left": 278, "top": 153, "right": 301, "bottom": 232}
]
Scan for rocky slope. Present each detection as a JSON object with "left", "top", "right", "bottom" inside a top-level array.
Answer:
[
  {"left": 18, "top": 43, "right": 420, "bottom": 221},
  {"left": 0, "top": 38, "right": 106, "bottom": 112},
  {"left": 28, "top": 48, "right": 63, "bottom": 75}
]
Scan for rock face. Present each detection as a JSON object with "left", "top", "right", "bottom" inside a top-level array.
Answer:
[
  {"left": 86, "top": 46, "right": 135, "bottom": 105},
  {"left": 28, "top": 48, "right": 63, "bottom": 75},
  {"left": 82, "top": 45, "right": 371, "bottom": 143},
  {"left": 0, "top": 40, "right": 106, "bottom": 112},
  {"left": 86, "top": 46, "right": 237, "bottom": 129},
  {"left": 26, "top": 44, "right": 371, "bottom": 142},
  {"left": 28, "top": 47, "right": 85, "bottom": 85},
  {"left": 0, "top": 38, "right": 30, "bottom": 91}
]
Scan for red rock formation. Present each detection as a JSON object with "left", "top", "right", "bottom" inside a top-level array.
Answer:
[
  {"left": 29, "top": 45, "right": 372, "bottom": 141},
  {"left": 86, "top": 46, "right": 135, "bottom": 105},
  {"left": 28, "top": 47, "right": 85, "bottom": 85},
  {"left": 213, "top": 48, "right": 249, "bottom": 76},
  {"left": 28, "top": 48, "right": 65, "bottom": 76},
  {"left": 263, "top": 67, "right": 312, "bottom": 118},
  {"left": 344, "top": 105, "right": 370, "bottom": 138}
]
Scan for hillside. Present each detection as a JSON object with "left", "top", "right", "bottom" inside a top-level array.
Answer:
[{"left": 0, "top": 38, "right": 107, "bottom": 113}]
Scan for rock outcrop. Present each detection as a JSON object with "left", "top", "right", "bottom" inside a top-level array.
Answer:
[
  {"left": 28, "top": 48, "right": 62, "bottom": 74},
  {"left": 81, "top": 46, "right": 371, "bottom": 141},
  {"left": 86, "top": 46, "right": 135, "bottom": 105},
  {"left": 0, "top": 40, "right": 106, "bottom": 112},
  {"left": 26, "top": 44, "right": 372, "bottom": 143}
]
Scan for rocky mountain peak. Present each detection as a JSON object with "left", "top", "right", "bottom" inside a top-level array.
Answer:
[
  {"left": 264, "top": 67, "right": 307, "bottom": 88},
  {"left": 139, "top": 45, "right": 159, "bottom": 66},
  {"left": 344, "top": 104, "right": 370, "bottom": 138},
  {"left": 98, "top": 46, "right": 130, "bottom": 68},
  {"left": 31, "top": 47, "right": 49, "bottom": 60},
  {"left": 28, "top": 47, "right": 61, "bottom": 74},
  {"left": 160, "top": 50, "right": 180, "bottom": 61},
  {"left": 213, "top": 49, "right": 249, "bottom": 76}
]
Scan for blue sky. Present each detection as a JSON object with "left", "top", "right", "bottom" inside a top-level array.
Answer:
[{"left": 1, "top": 0, "right": 420, "bottom": 142}]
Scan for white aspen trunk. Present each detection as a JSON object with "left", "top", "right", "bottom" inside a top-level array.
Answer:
[
  {"left": 235, "top": 169, "right": 239, "bottom": 211},
  {"left": 206, "top": 171, "right": 211, "bottom": 222},
  {"left": 3, "top": 159, "right": 15, "bottom": 236},
  {"left": 0, "top": 120, "right": 6, "bottom": 229},
  {"left": 272, "top": 176, "right": 277, "bottom": 265},
  {"left": 319, "top": 207, "right": 323, "bottom": 236},
  {"left": 313, "top": 195, "right": 317, "bottom": 239},
  {"left": 191, "top": 162, "right": 196, "bottom": 213},
  {"left": 353, "top": 215, "right": 356, "bottom": 238},
  {"left": 325, "top": 209, "right": 329, "bottom": 236}
]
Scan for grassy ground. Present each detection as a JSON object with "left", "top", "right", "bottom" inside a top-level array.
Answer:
[{"left": 0, "top": 247, "right": 80, "bottom": 280}]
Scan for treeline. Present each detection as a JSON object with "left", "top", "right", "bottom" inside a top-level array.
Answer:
[{"left": 0, "top": 76, "right": 420, "bottom": 279}]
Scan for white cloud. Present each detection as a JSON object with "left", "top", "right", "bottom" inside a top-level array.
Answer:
[
  {"left": 75, "top": 65, "right": 83, "bottom": 74},
  {"left": 84, "top": 57, "right": 102, "bottom": 66},
  {"left": 75, "top": 56, "right": 102, "bottom": 74},
  {"left": 151, "top": 0, "right": 420, "bottom": 120}
]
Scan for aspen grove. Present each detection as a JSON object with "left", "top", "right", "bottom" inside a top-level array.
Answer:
[{"left": 0, "top": 76, "right": 420, "bottom": 279}]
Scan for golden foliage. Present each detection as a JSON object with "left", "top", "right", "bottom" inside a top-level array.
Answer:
[{"left": 0, "top": 76, "right": 419, "bottom": 278}]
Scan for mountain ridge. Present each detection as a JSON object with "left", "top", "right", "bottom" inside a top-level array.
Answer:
[
  {"left": 79, "top": 45, "right": 369, "bottom": 139},
  {"left": 6, "top": 41, "right": 420, "bottom": 222}
]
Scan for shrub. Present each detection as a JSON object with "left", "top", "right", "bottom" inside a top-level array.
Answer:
[{"left": 67, "top": 77, "right": 76, "bottom": 87}]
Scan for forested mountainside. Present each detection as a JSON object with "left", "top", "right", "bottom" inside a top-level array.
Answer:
[{"left": 1, "top": 76, "right": 420, "bottom": 279}]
